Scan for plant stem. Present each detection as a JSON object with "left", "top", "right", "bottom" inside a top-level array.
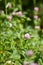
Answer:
[
  {"left": 19, "top": 0, "right": 22, "bottom": 11},
  {"left": 5, "top": 0, "right": 7, "bottom": 15},
  {"left": 33, "top": 0, "right": 36, "bottom": 7}
]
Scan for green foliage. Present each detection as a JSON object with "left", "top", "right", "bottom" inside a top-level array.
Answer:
[{"left": 0, "top": 0, "right": 43, "bottom": 65}]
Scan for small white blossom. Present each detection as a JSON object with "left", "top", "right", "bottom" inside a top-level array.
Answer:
[
  {"left": 9, "top": 23, "right": 12, "bottom": 27},
  {"left": 6, "top": 2, "right": 12, "bottom": 8}
]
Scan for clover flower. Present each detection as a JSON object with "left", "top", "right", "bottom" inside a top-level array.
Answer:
[
  {"left": 34, "top": 15, "right": 38, "bottom": 20},
  {"left": 12, "top": 11, "right": 16, "bottom": 16},
  {"left": 30, "top": 62, "right": 38, "bottom": 65},
  {"left": 26, "top": 50, "right": 33, "bottom": 56},
  {"left": 7, "top": 16, "right": 12, "bottom": 21},
  {"left": 17, "top": 11, "right": 22, "bottom": 16},
  {"left": 34, "top": 7, "right": 39, "bottom": 12},
  {"left": 24, "top": 33, "right": 30, "bottom": 39}
]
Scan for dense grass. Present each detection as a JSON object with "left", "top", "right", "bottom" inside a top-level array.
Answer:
[{"left": 0, "top": 0, "right": 43, "bottom": 65}]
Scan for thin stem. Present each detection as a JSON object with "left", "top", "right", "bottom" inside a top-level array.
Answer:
[
  {"left": 12, "top": 0, "right": 16, "bottom": 8},
  {"left": 19, "top": 0, "right": 22, "bottom": 11},
  {"left": 14, "top": 0, "right": 16, "bottom": 8},
  {"left": 5, "top": 0, "right": 7, "bottom": 15},
  {"left": 33, "top": 0, "right": 36, "bottom": 7}
]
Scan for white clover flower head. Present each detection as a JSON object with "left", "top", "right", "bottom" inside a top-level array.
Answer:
[
  {"left": 34, "top": 15, "right": 38, "bottom": 20},
  {"left": 24, "top": 33, "right": 30, "bottom": 39},
  {"left": 34, "top": 7, "right": 39, "bottom": 11},
  {"left": 7, "top": 16, "right": 12, "bottom": 21},
  {"left": 26, "top": 50, "right": 33, "bottom": 56},
  {"left": 35, "top": 26, "right": 40, "bottom": 29},
  {"left": 12, "top": 11, "right": 16, "bottom": 16},
  {"left": 30, "top": 62, "right": 38, "bottom": 65},
  {"left": 17, "top": 11, "right": 22, "bottom": 16}
]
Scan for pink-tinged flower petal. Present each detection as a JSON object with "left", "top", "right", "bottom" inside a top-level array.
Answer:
[
  {"left": 34, "top": 15, "right": 38, "bottom": 20},
  {"left": 30, "top": 63, "right": 38, "bottom": 65},
  {"left": 17, "top": 11, "right": 22, "bottom": 16},
  {"left": 7, "top": 16, "right": 12, "bottom": 21},
  {"left": 26, "top": 50, "right": 33, "bottom": 56},
  {"left": 12, "top": 12, "right": 16, "bottom": 16},
  {"left": 24, "top": 33, "right": 30, "bottom": 39},
  {"left": 34, "top": 7, "right": 39, "bottom": 11}
]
